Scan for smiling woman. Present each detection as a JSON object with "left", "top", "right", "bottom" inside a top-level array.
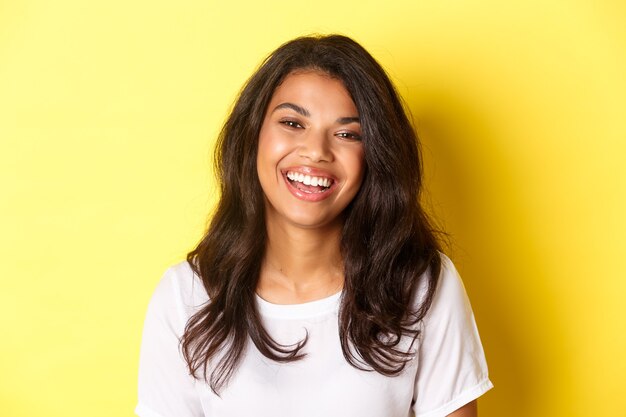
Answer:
[
  {"left": 257, "top": 71, "right": 365, "bottom": 228},
  {"left": 135, "top": 34, "right": 493, "bottom": 417}
]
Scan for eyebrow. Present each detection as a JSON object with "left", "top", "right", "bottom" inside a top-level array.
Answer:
[
  {"left": 272, "top": 102, "right": 360, "bottom": 124},
  {"left": 272, "top": 102, "right": 310, "bottom": 117},
  {"left": 336, "top": 116, "right": 360, "bottom": 125}
]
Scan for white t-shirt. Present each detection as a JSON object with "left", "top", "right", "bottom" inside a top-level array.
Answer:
[{"left": 135, "top": 254, "right": 493, "bottom": 417}]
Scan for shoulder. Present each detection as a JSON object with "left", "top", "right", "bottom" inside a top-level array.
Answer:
[
  {"left": 417, "top": 252, "right": 481, "bottom": 347},
  {"left": 147, "top": 261, "right": 208, "bottom": 331},
  {"left": 136, "top": 262, "right": 208, "bottom": 416},
  {"left": 415, "top": 252, "right": 466, "bottom": 309},
  {"left": 411, "top": 252, "right": 493, "bottom": 415},
  {"left": 433, "top": 252, "right": 468, "bottom": 305}
]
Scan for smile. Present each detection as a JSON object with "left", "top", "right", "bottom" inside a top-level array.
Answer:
[
  {"left": 282, "top": 169, "right": 337, "bottom": 202},
  {"left": 286, "top": 171, "right": 333, "bottom": 189}
]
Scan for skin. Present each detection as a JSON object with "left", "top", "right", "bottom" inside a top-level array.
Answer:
[
  {"left": 448, "top": 400, "right": 477, "bottom": 417},
  {"left": 254, "top": 70, "right": 478, "bottom": 417},
  {"left": 256, "top": 70, "right": 364, "bottom": 304}
]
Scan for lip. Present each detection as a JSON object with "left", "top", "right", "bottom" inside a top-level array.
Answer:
[
  {"left": 281, "top": 166, "right": 338, "bottom": 202},
  {"left": 281, "top": 166, "right": 338, "bottom": 181}
]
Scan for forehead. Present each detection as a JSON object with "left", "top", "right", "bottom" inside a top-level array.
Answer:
[{"left": 267, "top": 70, "right": 357, "bottom": 114}]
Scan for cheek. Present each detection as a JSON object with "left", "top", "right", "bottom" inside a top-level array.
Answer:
[
  {"left": 344, "top": 147, "right": 366, "bottom": 184},
  {"left": 257, "top": 127, "right": 292, "bottom": 167}
]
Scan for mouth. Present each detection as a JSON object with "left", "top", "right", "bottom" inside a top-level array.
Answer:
[
  {"left": 281, "top": 169, "right": 337, "bottom": 202},
  {"left": 285, "top": 170, "right": 334, "bottom": 193}
]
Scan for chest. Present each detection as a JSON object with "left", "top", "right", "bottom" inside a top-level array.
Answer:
[{"left": 196, "top": 315, "right": 419, "bottom": 417}]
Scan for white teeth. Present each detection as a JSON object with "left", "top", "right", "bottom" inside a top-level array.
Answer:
[{"left": 286, "top": 171, "right": 333, "bottom": 188}]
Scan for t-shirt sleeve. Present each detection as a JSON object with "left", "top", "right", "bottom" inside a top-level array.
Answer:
[
  {"left": 411, "top": 254, "right": 493, "bottom": 417},
  {"left": 135, "top": 265, "right": 205, "bottom": 417}
]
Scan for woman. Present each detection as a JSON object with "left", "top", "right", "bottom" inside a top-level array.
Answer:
[{"left": 136, "top": 34, "right": 493, "bottom": 417}]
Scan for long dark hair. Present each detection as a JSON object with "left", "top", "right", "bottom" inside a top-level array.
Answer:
[{"left": 182, "top": 34, "right": 443, "bottom": 393}]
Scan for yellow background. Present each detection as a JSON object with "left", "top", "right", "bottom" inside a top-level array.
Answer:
[{"left": 1, "top": 0, "right": 624, "bottom": 416}]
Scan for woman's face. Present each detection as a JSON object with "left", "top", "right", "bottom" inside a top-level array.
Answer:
[{"left": 256, "top": 70, "right": 365, "bottom": 230}]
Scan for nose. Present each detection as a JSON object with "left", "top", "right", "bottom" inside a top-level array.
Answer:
[{"left": 298, "top": 129, "right": 333, "bottom": 163}]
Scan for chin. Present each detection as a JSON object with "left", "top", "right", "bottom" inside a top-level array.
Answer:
[
  {"left": 277, "top": 209, "right": 343, "bottom": 230},
  {"left": 286, "top": 216, "right": 336, "bottom": 230}
]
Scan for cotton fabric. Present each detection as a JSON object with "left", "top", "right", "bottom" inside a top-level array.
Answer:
[{"left": 135, "top": 254, "right": 493, "bottom": 417}]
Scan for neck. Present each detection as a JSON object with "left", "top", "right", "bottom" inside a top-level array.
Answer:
[{"left": 258, "top": 217, "right": 344, "bottom": 304}]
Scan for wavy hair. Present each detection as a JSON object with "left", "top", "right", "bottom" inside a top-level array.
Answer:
[{"left": 182, "top": 34, "right": 443, "bottom": 394}]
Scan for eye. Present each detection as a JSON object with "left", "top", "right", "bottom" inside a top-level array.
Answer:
[
  {"left": 336, "top": 131, "right": 362, "bottom": 141},
  {"left": 279, "top": 119, "right": 304, "bottom": 129}
]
